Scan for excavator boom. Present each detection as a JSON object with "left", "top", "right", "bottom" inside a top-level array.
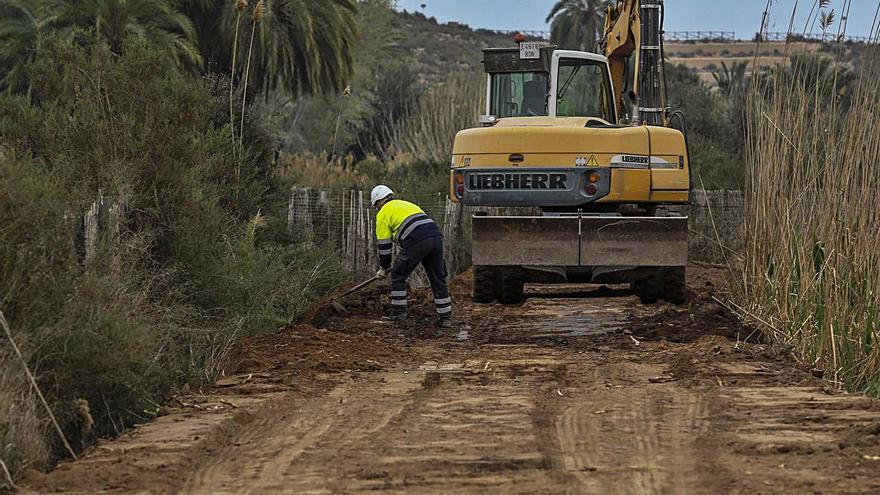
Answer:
[{"left": 602, "top": 0, "right": 668, "bottom": 126}]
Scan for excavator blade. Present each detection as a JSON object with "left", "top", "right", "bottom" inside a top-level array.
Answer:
[{"left": 471, "top": 215, "right": 688, "bottom": 267}]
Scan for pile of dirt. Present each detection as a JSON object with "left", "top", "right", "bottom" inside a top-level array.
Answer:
[
  {"left": 687, "top": 262, "right": 734, "bottom": 297},
  {"left": 297, "top": 267, "right": 476, "bottom": 329},
  {"left": 448, "top": 267, "right": 475, "bottom": 301},
  {"left": 629, "top": 296, "right": 764, "bottom": 344},
  {"left": 227, "top": 324, "right": 416, "bottom": 377},
  {"left": 626, "top": 262, "right": 761, "bottom": 344},
  {"left": 296, "top": 279, "right": 391, "bottom": 327}
]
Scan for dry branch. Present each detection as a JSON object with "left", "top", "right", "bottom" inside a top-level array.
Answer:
[
  {"left": 0, "top": 311, "right": 78, "bottom": 460},
  {"left": 0, "top": 457, "right": 16, "bottom": 490}
]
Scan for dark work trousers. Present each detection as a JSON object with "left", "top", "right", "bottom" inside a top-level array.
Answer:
[{"left": 389, "top": 235, "right": 452, "bottom": 318}]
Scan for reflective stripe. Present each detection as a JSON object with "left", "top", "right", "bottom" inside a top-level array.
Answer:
[
  {"left": 399, "top": 218, "right": 434, "bottom": 241},
  {"left": 436, "top": 306, "right": 452, "bottom": 314},
  {"left": 395, "top": 213, "right": 429, "bottom": 241},
  {"left": 391, "top": 299, "right": 408, "bottom": 306},
  {"left": 434, "top": 297, "right": 452, "bottom": 305},
  {"left": 378, "top": 248, "right": 392, "bottom": 255},
  {"left": 377, "top": 239, "right": 392, "bottom": 246},
  {"left": 391, "top": 291, "right": 408, "bottom": 297}
]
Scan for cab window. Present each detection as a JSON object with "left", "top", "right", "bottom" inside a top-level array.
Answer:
[
  {"left": 490, "top": 72, "right": 549, "bottom": 118},
  {"left": 556, "top": 59, "right": 613, "bottom": 120}
]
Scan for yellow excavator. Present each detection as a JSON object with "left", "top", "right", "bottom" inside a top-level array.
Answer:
[{"left": 450, "top": 0, "right": 690, "bottom": 305}]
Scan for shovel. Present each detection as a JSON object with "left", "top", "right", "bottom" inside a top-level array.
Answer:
[{"left": 330, "top": 275, "right": 382, "bottom": 313}]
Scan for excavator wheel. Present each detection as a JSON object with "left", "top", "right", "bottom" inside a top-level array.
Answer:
[
  {"left": 663, "top": 267, "right": 687, "bottom": 305},
  {"left": 499, "top": 270, "right": 525, "bottom": 305},
  {"left": 473, "top": 266, "right": 496, "bottom": 304},
  {"left": 633, "top": 273, "right": 662, "bottom": 304}
]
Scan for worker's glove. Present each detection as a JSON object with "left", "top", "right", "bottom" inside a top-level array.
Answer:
[{"left": 376, "top": 268, "right": 388, "bottom": 279}]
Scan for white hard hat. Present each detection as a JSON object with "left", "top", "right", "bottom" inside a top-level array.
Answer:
[{"left": 371, "top": 185, "right": 394, "bottom": 206}]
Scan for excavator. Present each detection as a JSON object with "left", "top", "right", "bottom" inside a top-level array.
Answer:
[{"left": 450, "top": 0, "right": 690, "bottom": 305}]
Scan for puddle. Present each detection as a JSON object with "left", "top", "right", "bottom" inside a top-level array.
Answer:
[{"left": 501, "top": 297, "right": 633, "bottom": 338}]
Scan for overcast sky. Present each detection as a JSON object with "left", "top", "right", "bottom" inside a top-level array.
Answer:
[{"left": 394, "top": 1, "right": 879, "bottom": 39}]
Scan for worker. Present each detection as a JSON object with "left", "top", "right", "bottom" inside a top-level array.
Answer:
[{"left": 371, "top": 185, "right": 453, "bottom": 328}]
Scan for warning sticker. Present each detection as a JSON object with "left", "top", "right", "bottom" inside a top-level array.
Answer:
[{"left": 587, "top": 155, "right": 599, "bottom": 167}]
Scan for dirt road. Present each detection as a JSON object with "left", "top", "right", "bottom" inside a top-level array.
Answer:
[{"left": 21, "top": 266, "right": 880, "bottom": 494}]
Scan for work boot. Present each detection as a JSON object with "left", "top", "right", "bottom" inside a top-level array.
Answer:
[
  {"left": 383, "top": 311, "right": 408, "bottom": 322},
  {"left": 436, "top": 317, "right": 453, "bottom": 329}
]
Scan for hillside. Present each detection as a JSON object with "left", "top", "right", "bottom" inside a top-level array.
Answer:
[
  {"left": 394, "top": 11, "right": 518, "bottom": 78},
  {"left": 666, "top": 40, "right": 867, "bottom": 85},
  {"left": 394, "top": 10, "right": 869, "bottom": 88}
]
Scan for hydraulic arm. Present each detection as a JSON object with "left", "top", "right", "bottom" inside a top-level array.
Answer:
[{"left": 601, "top": 0, "right": 668, "bottom": 126}]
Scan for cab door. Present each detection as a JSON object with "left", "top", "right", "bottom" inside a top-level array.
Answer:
[{"left": 548, "top": 50, "right": 617, "bottom": 123}]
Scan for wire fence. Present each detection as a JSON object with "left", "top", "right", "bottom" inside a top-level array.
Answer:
[
  {"left": 494, "top": 30, "right": 874, "bottom": 44},
  {"left": 71, "top": 188, "right": 743, "bottom": 286},
  {"left": 761, "top": 31, "right": 875, "bottom": 44},
  {"left": 286, "top": 187, "right": 744, "bottom": 282},
  {"left": 665, "top": 31, "right": 737, "bottom": 42}
]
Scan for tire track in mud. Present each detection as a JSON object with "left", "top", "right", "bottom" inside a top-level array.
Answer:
[
  {"left": 20, "top": 274, "right": 880, "bottom": 495},
  {"left": 547, "top": 362, "right": 714, "bottom": 494},
  {"left": 181, "top": 373, "right": 425, "bottom": 494}
]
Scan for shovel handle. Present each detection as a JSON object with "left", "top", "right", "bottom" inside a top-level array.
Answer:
[{"left": 336, "top": 275, "right": 381, "bottom": 300}]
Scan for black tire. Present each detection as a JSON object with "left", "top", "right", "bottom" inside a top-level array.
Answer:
[
  {"left": 473, "top": 266, "right": 496, "bottom": 304},
  {"left": 633, "top": 273, "right": 662, "bottom": 304},
  {"left": 663, "top": 267, "right": 687, "bottom": 305},
  {"left": 499, "top": 270, "right": 525, "bottom": 304}
]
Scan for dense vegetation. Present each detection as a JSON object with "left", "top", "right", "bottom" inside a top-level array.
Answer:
[
  {"left": 5, "top": 0, "right": 859, "bottom": 486},
  {"left": 0, "top": 33, "right": 352, "bottom": 481},
  {"left": 739, "top": 29, "right": 880, "bottom": 393},
  {"left": 0, "top": 0, "right": 365, "bottom": 484}
]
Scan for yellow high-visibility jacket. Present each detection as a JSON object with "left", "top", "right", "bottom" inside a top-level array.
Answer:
[{"left": 375, "top": 199, "right": 442, "bottom": 268}]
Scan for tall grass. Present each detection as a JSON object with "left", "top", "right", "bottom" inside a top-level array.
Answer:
[
  {"left": 739, "top": 28, "right": 880, "bottom": 391},
  {"left": 1, "top": 354, "right": 48, "bottom": 489},
  {"left": 388, "top": 73, "right": 484, "bottom": 164}
]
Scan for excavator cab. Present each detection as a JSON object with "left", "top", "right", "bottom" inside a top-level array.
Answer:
[{"left": 483, "top": 47, "right": 617, "bottom": 122}]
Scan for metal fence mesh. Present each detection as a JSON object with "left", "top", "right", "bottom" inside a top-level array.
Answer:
[{"left": 286, "top": 187, "right": 745, "bottom": 284}]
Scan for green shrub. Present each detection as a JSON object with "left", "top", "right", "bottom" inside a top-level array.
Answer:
[
  {"left": 0, "top": 33, "right": 345, "bottom": 478},
  {"left": 666, "top": 64, "right": 745, "bottom": 189}
]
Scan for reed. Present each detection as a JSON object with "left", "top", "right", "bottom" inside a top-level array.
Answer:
[
  {"left": 239, "top": 0, "right": 264, "bottom": 156},
  {"left": 388, "top": 73, "right": 484, "bottom": 165},
  {"left": 229, "top": 0, "right": 247, "bottom": 152},
  {"left": 739, "top": 10, "right": 880, "bottom": 391}
]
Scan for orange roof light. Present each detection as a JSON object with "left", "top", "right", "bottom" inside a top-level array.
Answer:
[{"left": 514, "top": 32, "right": 527, "bottom": 43}]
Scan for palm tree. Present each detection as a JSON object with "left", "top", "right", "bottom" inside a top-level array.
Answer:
[
  {"left": 0, "top": 0, "right": 55, "bottom": 92},
  {"left": 184, "top": 0, "right": 358, "bottom": 96},
  {"left": 51, "top": 0, "right": 202, "bottom": 69},
  {"left": 546, "top": 0, "right": 608, "bottom": 52},
  {"left": 712, "top": 61, "right": 749, "bottom": 99}
]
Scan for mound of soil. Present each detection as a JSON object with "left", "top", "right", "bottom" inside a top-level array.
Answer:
[
  {"left": 227, "top": 325, "right": 416, "bottom": 377},
  {"left": 629, "top": 297, "right": 763, "bottom": 343},
  {"left": 686, "top": 262, "right": 733, "bottom": 296},
  {"left": 630, "top": 262, "right": 762, "bottom": 345}
]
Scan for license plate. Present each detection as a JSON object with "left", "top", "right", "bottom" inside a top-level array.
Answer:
[{"left": 519, "top": 42, "right": 541, "bottom": 59}]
